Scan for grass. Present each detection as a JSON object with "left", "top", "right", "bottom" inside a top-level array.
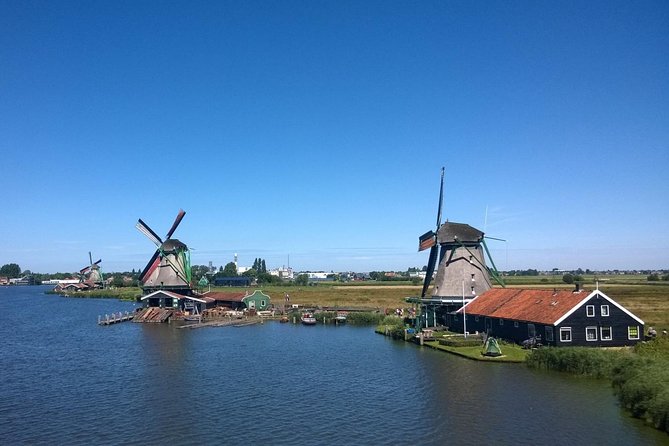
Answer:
[{"left": 424, "top": 339, "right": 528, "bottom": 363}]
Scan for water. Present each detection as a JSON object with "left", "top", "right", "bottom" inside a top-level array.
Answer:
[{"left": 0, "top": 286, "right": 666, "bottom": 445}]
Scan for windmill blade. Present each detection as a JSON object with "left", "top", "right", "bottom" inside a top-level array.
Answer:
[
  {"left": 89, "top": 251, "right": 93, "bottom": 266},
  {"left": 165, "top": 209, "right": 186, "bottom": 239},
  {"left": 435, "top": 167, "right": 445, "bottom": 229},
  {"left": 80, "top": 266, "right": 91, "bottom": 274},
  {"left": 139, "top": 250, "right": 161, "bottom": 282},
  {"left": 421, "top": 245, "right": 439, "bottom": 297},
  {"left": 485, "top": 236, "right": 506, "bottom": 242},
  {"left": 136, "top": 219, "right": 163, "bottom": 246},
  {"left": 94, "top": 259, "right": 102, "bottom": 265}
]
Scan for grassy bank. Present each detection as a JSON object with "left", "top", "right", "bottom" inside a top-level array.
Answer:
[
  {"left": 526, "top": 338, "right": 669, "bottom": 433},
  {"left": 48, "top": 288, "right": 142, "bottom": 301}
]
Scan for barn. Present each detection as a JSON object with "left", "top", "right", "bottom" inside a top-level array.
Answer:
[{"left": 453, "top": 287, "right": 644, "bottom": 347}]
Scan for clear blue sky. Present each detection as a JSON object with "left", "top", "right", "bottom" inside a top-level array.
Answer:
[{"left": 1, "top": 1, "right": 667, "bottom": 274}]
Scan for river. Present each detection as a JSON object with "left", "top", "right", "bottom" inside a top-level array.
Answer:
[{"left": 0, "top": 286, "right": 665, "bottom": 445}]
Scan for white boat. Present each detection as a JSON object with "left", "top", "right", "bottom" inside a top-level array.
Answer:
[{"left": 300, "top": 312, "right": 316, "bottom": 325}]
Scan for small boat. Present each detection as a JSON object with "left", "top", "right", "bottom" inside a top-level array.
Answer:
[
  {"left": 334, "top": 312, "right": 347, "bottom": 323},
  {"left": 300, "top": 312, "right": 317, "bottom": 325}
]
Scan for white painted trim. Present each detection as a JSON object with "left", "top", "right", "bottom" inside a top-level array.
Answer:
[
  {"left": 140, "top": 290, "right": 206, "bottom": 303},
  {"left": 586, "top": 305, "right": 595, "bottom": 317},
  {"left": 553, "top": 290, "right": 644, "bottom": 326},
  {"left": 586, "top": 326, "right": 598, "bottom": 342},
  {"left": 601, "top": 304, "right": 610, "bottom": 317},
  {"left": 560, "top": 327, "right": 572, "bottom": 342},
  {"left": 600, "top": 326, "right": 612, "bottom": 341},
  {"left": 628, "top": 325, "right": 641, "bottom": 340}
]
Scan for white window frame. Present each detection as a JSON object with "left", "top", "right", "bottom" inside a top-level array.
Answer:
[
  {"left": 560, "top": 327, "right": 572, "bottom": 342},
  {"left": 586, "top": 326, "right": 598, "bottom": 341},
  {"left": 628, "top": 326, "right": 640, "bottom": 340},
  {"left": 514, "top": 321, "right": 519, "bottom": 328},
  {"left": 601, "top": 305, "right": 609, "bottom": 317},
  {"left": 600, "top": 326, "right": 612, "bottom": 341},
  {"left": 586, "top": 305, "right": 595, "bottom": 317}
]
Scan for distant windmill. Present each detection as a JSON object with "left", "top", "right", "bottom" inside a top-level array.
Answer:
[
  {"left": 136, "top": 209, "right": 192, "bottom": 295},
  {"left": 418, "top": 168, "right": 504, "bottom": 301},
  {"left": 80, "top": 252, "right": 103, "bottom": 288}
]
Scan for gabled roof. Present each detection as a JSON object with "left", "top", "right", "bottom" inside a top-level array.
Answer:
[
  {"left": 460, "top": 288, "right": 643, "bottom": 326},
  {"left": 141, "top": 290, "right": 205, "bottom": 303},
  {"left": 243, "top": 290, "right": 270, "bottom": 300}
]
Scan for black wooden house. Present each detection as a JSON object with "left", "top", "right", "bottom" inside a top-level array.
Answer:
[{"left": 452, "top": 287, "right": 644, "bottom": 347}]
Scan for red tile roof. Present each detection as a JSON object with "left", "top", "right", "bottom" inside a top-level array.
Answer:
[
  {"left": 203, "top": 291, "right": 247, "bottom": 302},
  {"left": 460, "top": 288, "right": 591, "bottom": 325}
]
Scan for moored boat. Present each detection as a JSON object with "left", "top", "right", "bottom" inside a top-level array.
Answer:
[{"left": 300, "top": 312, "right": 316, "bottom": 325}]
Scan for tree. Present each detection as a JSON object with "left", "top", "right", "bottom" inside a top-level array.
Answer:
[
  {"left": 221, "top": 262, "right": 238, "bottom": 277},
  {"left": 295, "top": 274, "right": 308, "bottom": 286},
  {"left": 562, "top": 273, "right": 574, "bottom": 284},
  {"left": 261, "top": 259, "right": 266, "bottom": 273},
  {"left": 0, "top": 263, "right": 21, "bottom": 278}
]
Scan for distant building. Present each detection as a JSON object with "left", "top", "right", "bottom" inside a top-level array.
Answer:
[{"left": 270, "top": 266, "right": 293, "bottom": 280}]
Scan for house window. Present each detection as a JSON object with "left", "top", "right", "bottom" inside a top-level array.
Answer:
[
  {"left": 586, "top": 326, "right": 598, "bottom": 341},
  {"left": 475, "top": 316, "right": 479, "bottom": 322},
  {"left": 261, "top": 300, "right": 266, "bottom": 307},
  {"left": 514, "top": 321, "right": 519, "bottom": 328},
  {"left": 560, "top": 327, "right": 572, "bottom": 342},
  {"left": 628, "top": 326, "right": 640, "bottom": 340},
  {"left": 528, "top": 324, "right": 536, "bottom": 337},
  {"left": 600, "top": 326, "right": 612, "bottom": 341},
  {"left": 499, "top": 319, "right": 504, "bottom": 325},
  {"left": 601, "top": 305, "right": 609, "bottom": 317},
  {"left": 545, "top": 326, "right": 554, "bottom": 342},
  {"left": 586, "top": 305, "right": 595, "bottom": 317}
]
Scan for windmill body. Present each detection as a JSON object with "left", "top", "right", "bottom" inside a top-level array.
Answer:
[
  {"left": 410, "top": 168, "right": 503, "bottom": 330},
  {"left": 79, "top": 252, "right": 104, "bottom": 289},
  {"left": 137, "top": 210, "right": 193, "bottom": 296},
  {"left": 430, "top": 222, "right": 492, "bottom": 300}
]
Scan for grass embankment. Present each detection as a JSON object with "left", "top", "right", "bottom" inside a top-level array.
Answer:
[
  {"left": 376, "top": 316, "right": 528, "bottom": 362},
  {"left": 48, "top": 288, "right": 142, "bottom": 301},
  {"left": 526, "top": 338, "right": 669, "bottom": 433}
]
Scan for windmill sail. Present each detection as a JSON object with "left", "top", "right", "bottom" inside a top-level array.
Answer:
[{"left": 136, "top": 209, "right": 192, "bottom": 294}]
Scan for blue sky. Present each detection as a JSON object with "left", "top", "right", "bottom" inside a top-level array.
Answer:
[{"left": 1, "top": 1, "right": 667, "bottom": 274}]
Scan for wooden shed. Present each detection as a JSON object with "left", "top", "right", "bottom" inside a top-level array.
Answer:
[{"left": 454, "top": 287, "right": 644, "bottom": 347}]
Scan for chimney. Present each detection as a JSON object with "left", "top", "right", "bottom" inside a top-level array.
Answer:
[{"left": 574, "top": 282, "right": 581, "bottom": 292}]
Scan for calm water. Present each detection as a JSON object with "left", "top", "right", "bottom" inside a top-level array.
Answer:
[{"left": 0, "top": 286, "right": 666, "bottom": 445}]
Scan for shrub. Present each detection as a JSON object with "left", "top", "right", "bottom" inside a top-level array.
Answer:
[{"left": 346, "top": 312, "right": 384, "bottom": 325}]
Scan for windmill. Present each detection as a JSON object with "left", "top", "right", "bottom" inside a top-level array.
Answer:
[
  {"left": 80, "top": 252, "right": 103, "bottom": 288},
  {"left": 136, "top": 209, "right": 192, "bottom": 295},
  {"left": 414, "top": 168, "right": 505, "bottom": 328}
]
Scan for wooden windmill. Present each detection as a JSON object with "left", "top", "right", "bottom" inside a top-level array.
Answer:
[
  {"left": 136, "top": 209, "right": 192, "bottom": 295},
  {"left": 417, "top": 168, "right": 504, "bottom": 302},
  {"left": 80, "top": 252, "right": 104, "bottom": 288}
]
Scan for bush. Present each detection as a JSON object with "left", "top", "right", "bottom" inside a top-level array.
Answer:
[
  {"left": 346, "top": 312, "right": 384, "bottom": 325},
  {"left": 526, "top": 347, "right": 623, "bottom": 379}
]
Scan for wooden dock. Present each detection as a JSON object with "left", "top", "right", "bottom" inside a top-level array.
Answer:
[
  {"left": 98, "top": 311, "right": 135, "bottom": 326},
  {"left": 178, "top": 317, "right": 261, "bottom": 329},
  {"left": 133, "top": 307, "right": 174, "bottom": 323}
]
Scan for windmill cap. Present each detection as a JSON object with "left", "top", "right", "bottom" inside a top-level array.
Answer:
[
  {"left": 437, "top": 222, "right": 483, "bottom": 243},
  {"left": 161, "top": 239, "right": 187, "bottom": 251}
]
